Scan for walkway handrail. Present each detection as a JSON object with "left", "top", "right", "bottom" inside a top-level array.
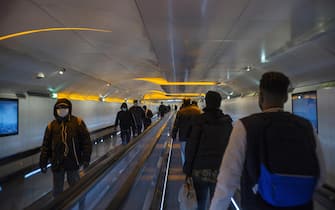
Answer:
[
  {"left": 26, "top": 118, "right": 163, "bottom": 210},
  {"left": 0, "top": 125, "right": 117, "bottom": 167}
]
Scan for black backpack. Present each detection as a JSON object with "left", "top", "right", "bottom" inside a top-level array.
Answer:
[{"left": 255, "top": 112, "right": 319, "bottom": 207}]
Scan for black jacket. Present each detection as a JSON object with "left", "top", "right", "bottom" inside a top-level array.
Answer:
[
  {"left": 115, "top": 110, "right": 135, "bottom": 130},
  {"left": 183, "top": 108, "right": 232, "bottom": 176},
  {"left": 129, "top": 105, "right": 145, "bottom": 126},
  {"left": 39, "top": 99, "right": 92, "bottom": 171}
]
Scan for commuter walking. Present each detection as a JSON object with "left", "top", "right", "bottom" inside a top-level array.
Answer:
[
  {"left": 115, "top": 103, "right": 135, "bottom": 145},
  {"left": 129, "top": 100, "right": 145, "bottom": 136},
  {"left": 158, "top": 102, "right": 166, "bottom": 118},
  {"left": 39, "top": 98, "right": 92, "bottom": 197},
  {"left": 183, "top": 91, "right": 233, "bottom": 210},
  {"left": 143, "top": 105, "right": 153, "bottom": 130},
  {"left": 172, "top": 98, "right": 201, "bottom": 165},
  {"left": 210, "top": 72, "right": 326, "bottom": 210}
]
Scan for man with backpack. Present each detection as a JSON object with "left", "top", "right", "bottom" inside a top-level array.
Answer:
[
  {"left": 183, "top": 91, "right": 233, "bottom": 210},
  {"left": 210, "top": 72, "right": 326, "bottom": 210}
]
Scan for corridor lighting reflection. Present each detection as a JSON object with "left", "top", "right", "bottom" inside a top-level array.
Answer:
[
  {"left": 231, "top": 197, "right": 240, "bottom": 210},
  {"left": 24, "top": 163, "right": 51, "bottom": 179}
]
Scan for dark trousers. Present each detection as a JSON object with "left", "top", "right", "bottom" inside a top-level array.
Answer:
[
  {"left": 192, "top": 176, "right": 216, "bottom": 210},
  {"left": 121, "top": 128, "right": 131, "bottom": 145},
  {"left": 52, "top": 169, "right": 80, "bottom": 196},
  {"left": 143, "top": 118, "right": 151, "bottom": 129},
  {"left": 132, "top": 123, "right": 142, "bottom": 136}
]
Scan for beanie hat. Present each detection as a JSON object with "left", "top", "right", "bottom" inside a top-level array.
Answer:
[{"left": 205, "top": 91, "right": 222, "bottom": 109}]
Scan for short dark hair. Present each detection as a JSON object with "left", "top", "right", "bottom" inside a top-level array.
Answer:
[
  {"left": 260, "top": 72, "right": 290, "bottom": 96},
  {"left": 205, "top": 91, "right": 222, "bottom": 108},
  {"left": 183, "top": 98, "right": 191, "bottom": 106}
]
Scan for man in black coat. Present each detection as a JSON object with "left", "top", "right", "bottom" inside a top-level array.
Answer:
[
  {"left": 39, "top": 98, "right": 92, "bottom": 196},
  {"left": 129, "top": 100, "right": 145, "bottom": 136},
  {"left": 115, "top": 103, "right": 135, "bottom": 144},
  {"left": 184, "top": 91, "right": 233, "bottom": 210}
]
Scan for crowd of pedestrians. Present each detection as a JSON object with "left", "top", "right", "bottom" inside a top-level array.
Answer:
[{"left": 39, "top": 72, "right": 326, "bottom": 210}]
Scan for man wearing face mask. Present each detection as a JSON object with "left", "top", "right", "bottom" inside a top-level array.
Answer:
[
  {"left": 115, "top": 103, "right": 135, "bottom": 145},
  {"left": 39, "top": 98, "right": 92, "bottom": 197}
]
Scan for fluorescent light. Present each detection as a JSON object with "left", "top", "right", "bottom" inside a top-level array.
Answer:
[{"left": 24, "top": 163, "right": 51, "bottom": 179}]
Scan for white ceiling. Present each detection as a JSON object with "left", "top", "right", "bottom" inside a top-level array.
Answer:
[{"left": 0, "top": 0, "right": 334, "bottom": 100}]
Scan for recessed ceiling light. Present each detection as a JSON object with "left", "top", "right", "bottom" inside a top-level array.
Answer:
[
  {"left": 245, "top": 66, "right": 251, "bottom": 72},
  {"left": 106, "top": 83, "right": 111, "bottom": 87},
  {"left": 58, "top": 68, "right": 66, "bottom": 75},
  {"left": 36, "top": 72, "right": 45, "bottom": 79}
]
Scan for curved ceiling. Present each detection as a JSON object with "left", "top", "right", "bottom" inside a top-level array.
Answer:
[{"left": 1, "top": 0, "right": 335, "bottom": 101}]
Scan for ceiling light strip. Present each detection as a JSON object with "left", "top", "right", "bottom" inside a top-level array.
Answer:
[
  {"left": 0, "top": 27, "right": 112, "bottom": 41},
  {"left": 135, "top": 78, "right": 219, "bottom": 86}
]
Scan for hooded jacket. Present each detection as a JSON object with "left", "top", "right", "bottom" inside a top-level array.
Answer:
[
  {"left": 39, "top": 99, "right": 92, "bottom": 171},
  {"left": 183, "top": 108, "right": 233, "bottom": 176},
  {"left": 115, "top": 103, "right": 135, "bottom": 130}
]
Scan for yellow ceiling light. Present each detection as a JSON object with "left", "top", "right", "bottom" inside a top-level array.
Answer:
[
  {"left": 143, "top": 90, "right": 205, "bottom": 100},
  {"left": 57, "top": 93, "right": 96, "bottom": 101},
  {"left": 57, "top": 93, "right": 124, "bottom": 103},
  {"left": 0, "top": 27, "right": 112, "bottom": 41},
  {"left": 166, "top": 93, "right": 205, "bottom": 97},
  {"left": 104, "top": 97, "right": 126, "bottom": 103},
  {"left": 134, "top": 77, "right": 220, "bottom": 86}
]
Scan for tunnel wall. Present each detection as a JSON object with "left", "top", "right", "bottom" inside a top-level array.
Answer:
[{"left": 0, "top": 95, "right": 121, "bottom": 159}]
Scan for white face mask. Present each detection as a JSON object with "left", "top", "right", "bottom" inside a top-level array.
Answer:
[
  {"left": 57, "top": 108, "right": 69, "bottom": 118},
  {"left": 122, "top": 108, "right": 127, "bottom": 111}
]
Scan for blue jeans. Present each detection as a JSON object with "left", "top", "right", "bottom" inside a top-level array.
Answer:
[
  {"left": 192, "top": 175, "right": 216, "bottom": 210},
  {"left": 52, "top": 169, "right": 80, "bottom": 196},
  {"left": 180, "top": 141, "right": 186, "bottom": 165}
]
